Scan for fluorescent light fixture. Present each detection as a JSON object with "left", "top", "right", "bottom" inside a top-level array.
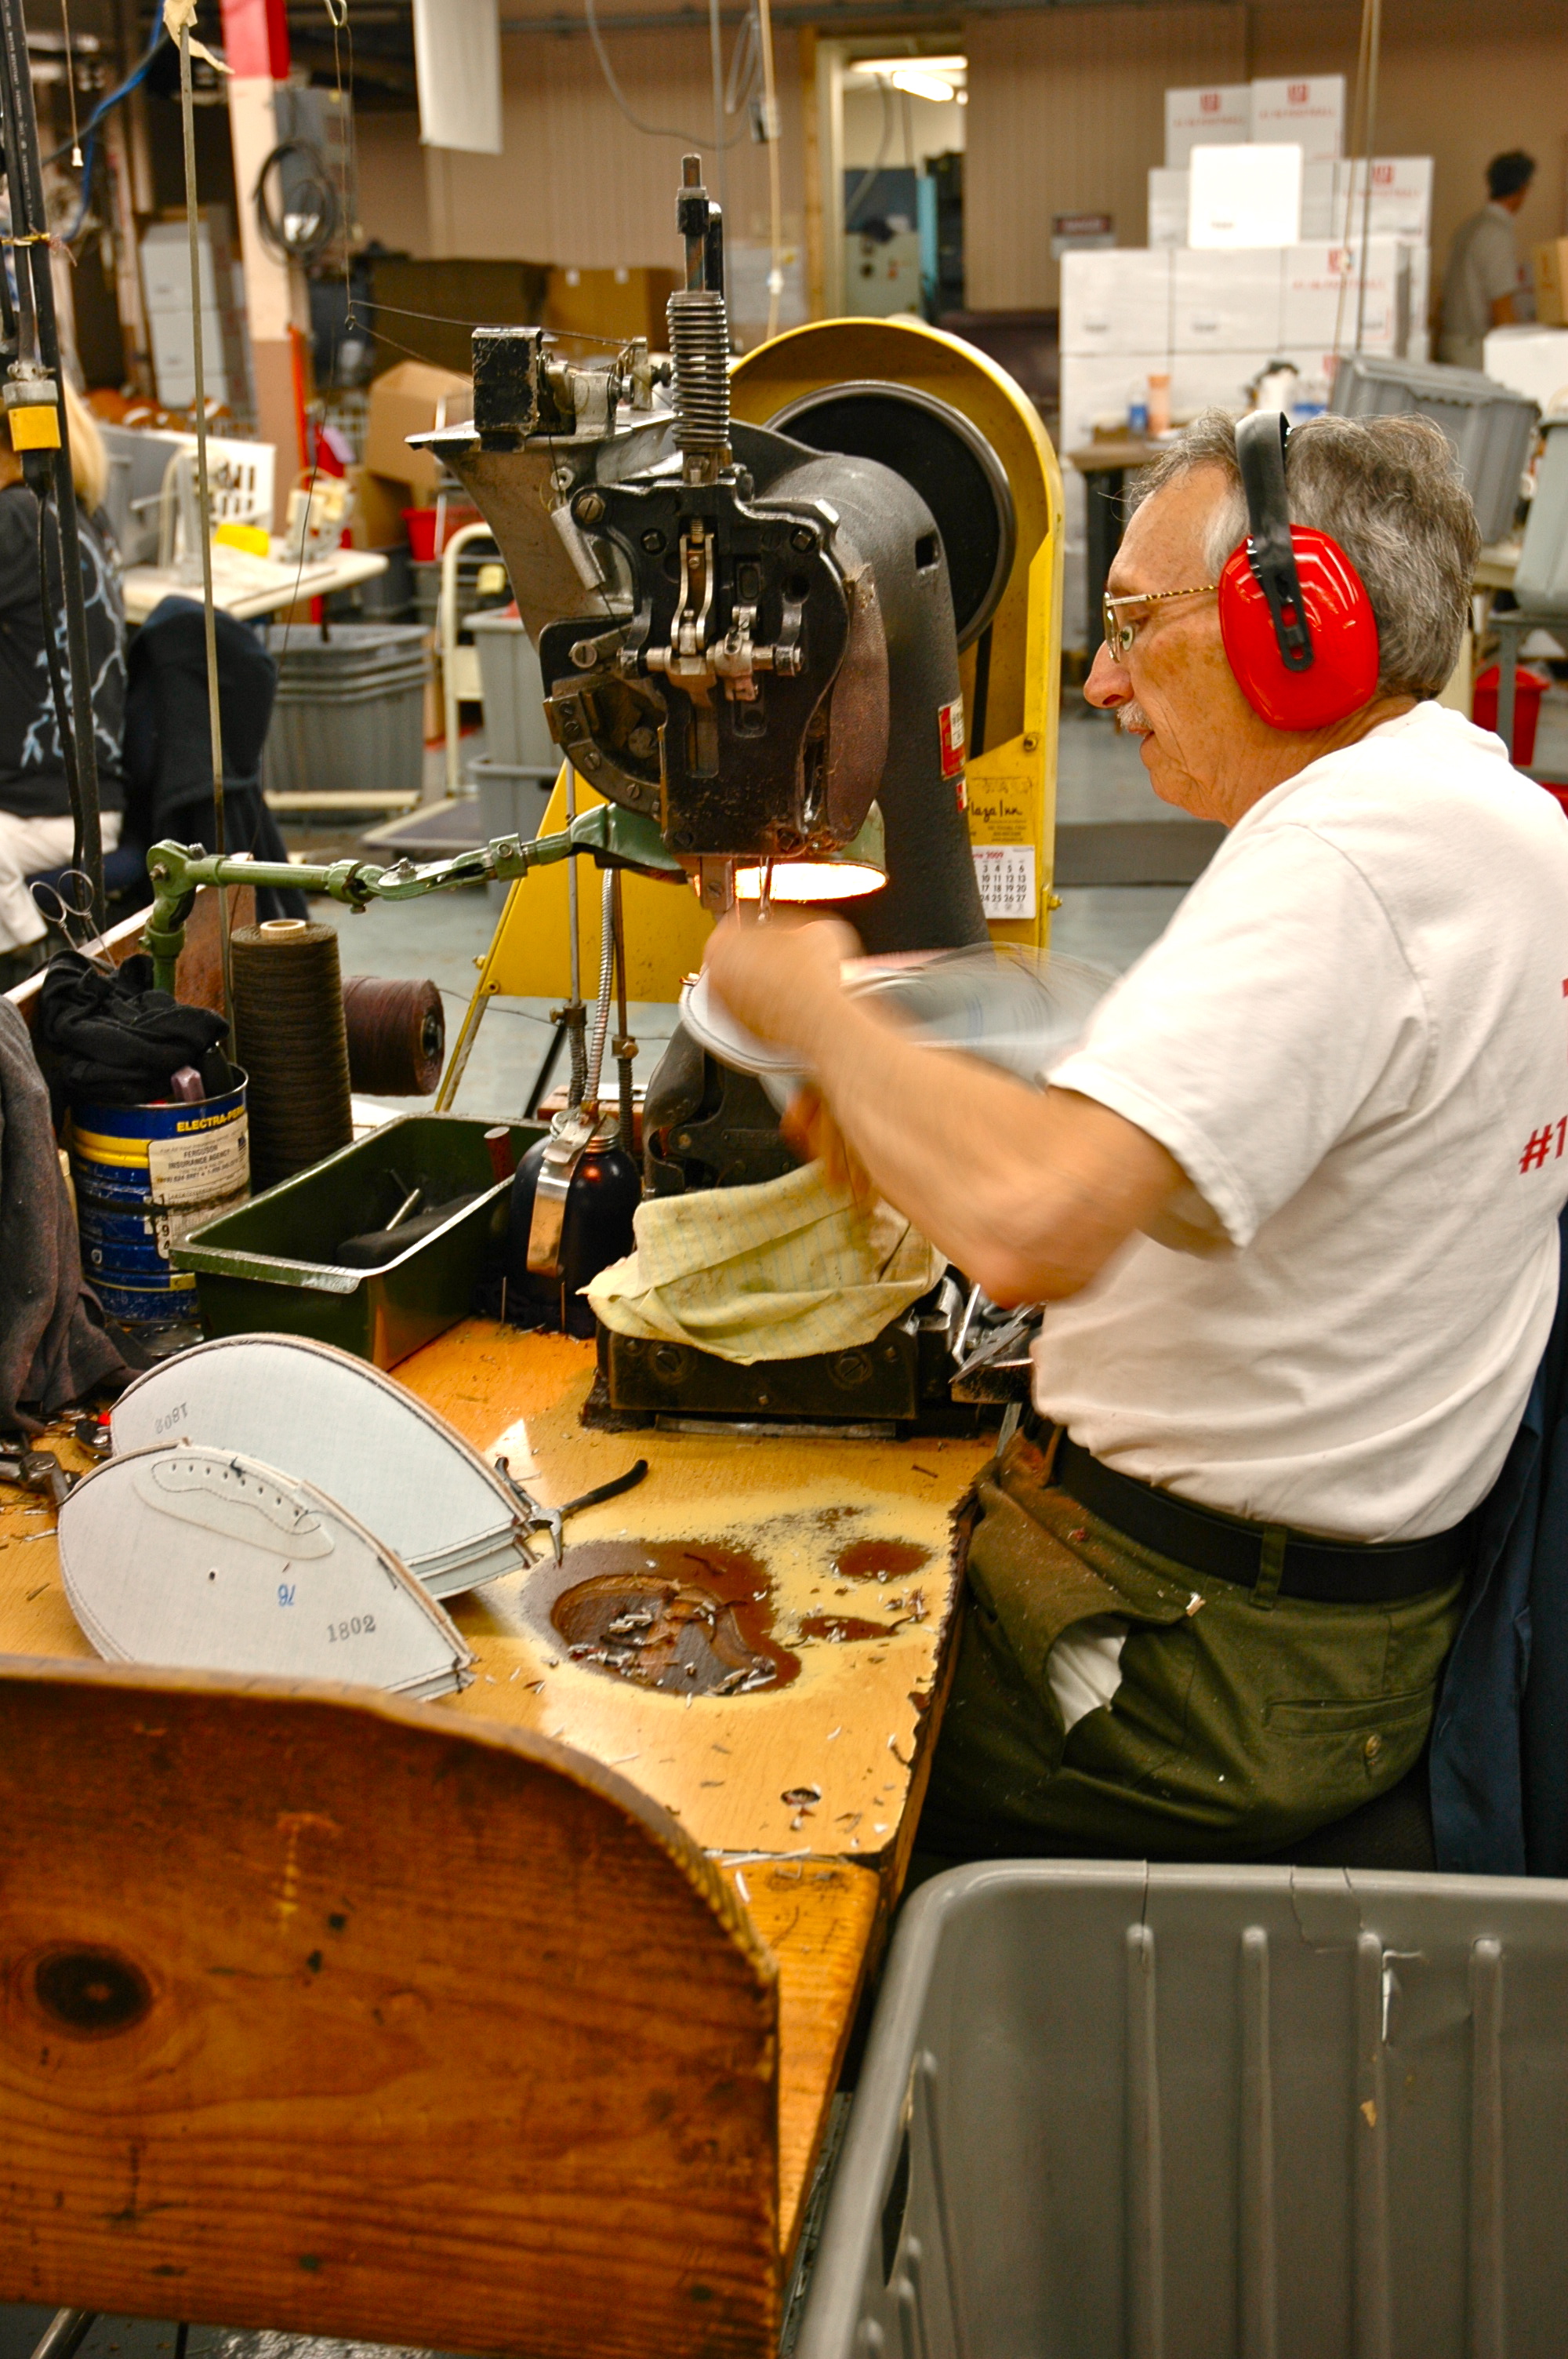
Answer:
[
  {"left": 851, "top": 53, "right": 966, "bottom": 75},
  {"left": 889, "top": 69, "right": 963, "bottom": 104}
]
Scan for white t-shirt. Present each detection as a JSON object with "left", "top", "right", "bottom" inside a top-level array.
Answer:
[{"left": 1036, "top": 701, "right": 1568, "bottom": 1543}]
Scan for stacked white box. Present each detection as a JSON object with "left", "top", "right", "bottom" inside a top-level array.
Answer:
[
  {"left": 1301, "top": 161, "right": 1338, "bottom": 239},
  {"left": 1164, "top": 84, "right": 1250, "bottom": 168},
  {"left": 1172, "top": 248, "right": 1285, "bottom": 351},
  {"left": 1249, "top": 75, "right": 1345, "bottom": 162},
  {"left": 1059, "top": 248, "right": 1173, "bottom": 357},
  {"left": 1279, "top": 238, "right": 1410, "bottom": 371},
  {"left": 1059, "top": 345, "right": 1170, "bottom": 644},
  {"left": 140, "top": 225, "right": 227, "bottom": 314},
  {"left": 140, "top": 216, "right": 247, "bottom": 411},
  {"left": 1480, "top": 325, "right": 1568, "bottom": 411},
  {"left": 1189, "top": 145, "right": 1303, "bottom": 248},
  {"left": 1333, "top": 157, "right": 1433, "bottom": 243},
  {"left": 1171, "top": 351, "right": 1281, "bottom": 422},
  {"left": 1149, "top": 168, "right": 1189, "bottom": 249}
]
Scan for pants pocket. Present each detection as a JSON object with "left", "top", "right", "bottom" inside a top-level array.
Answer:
[{"left": 1264, "top": 1688, "right": 1435, "bottom": 1736}]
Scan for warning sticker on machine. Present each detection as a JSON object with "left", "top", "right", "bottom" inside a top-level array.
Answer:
[
  {"left": 938, "top": 697, "right": 965, "bottom": 777},
  {"left": 973, "top": 845, "right": 1037, "bottom": 920},
  {"left": 148, "top": 1114, "right": 249, "bottom": 1208}
]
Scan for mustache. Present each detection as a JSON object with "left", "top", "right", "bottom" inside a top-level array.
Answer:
[{"left": 1116, "top": 701, "right": 1153, "bottom": 734}]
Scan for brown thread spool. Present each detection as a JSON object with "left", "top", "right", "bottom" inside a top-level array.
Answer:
[
  {"left": 230, "top": 918, "right": 354, "bottom": 1190},
  {"left": 341, "top": 974, "right": 445, "bottom": 1096}
]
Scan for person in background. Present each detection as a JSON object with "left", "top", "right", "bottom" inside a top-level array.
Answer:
[
  {"left": 1439, "top": 150, "right": 1537, "bottom": 371},
  {"left": 0, "top": 384, "right": 125, "bottom": 992}
]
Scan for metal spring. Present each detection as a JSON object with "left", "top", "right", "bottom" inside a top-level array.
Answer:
[{"left": 666, "top": 288, "right": 731, "bottom": 459}]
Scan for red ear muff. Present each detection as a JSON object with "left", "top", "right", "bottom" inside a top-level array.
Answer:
[{"left": 1218, "top": 526, "right": 1381, "bottom": 731}]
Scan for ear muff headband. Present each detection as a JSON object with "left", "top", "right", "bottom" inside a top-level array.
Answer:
[{"left": 1217, "top": 410, "right": 1381, "bottom": 732}]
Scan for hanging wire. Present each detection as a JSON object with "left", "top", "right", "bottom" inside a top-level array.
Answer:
[
  {"left": 172, "top": 2, "right": 233, "bottom": 1024},
  {"left": 844, "top": 77, "right": 897, "bottom": 235},
  {"left": 42, "top": 11, "right": 163, "bottom": 171},
  {"left": 57, "top": 0, "right": 82, "bottom": 164},
  {"left": 755, "top": 0, "right": 783, "bottom": 339},
  {"left": 1330, "top": 0, "right": 1381, "bottom": 369},
  {"left": 582, "top": 0, "right": 748, "bottom": 147}
]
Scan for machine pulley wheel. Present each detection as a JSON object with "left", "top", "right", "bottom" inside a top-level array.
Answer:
[{"left": 764, "top": 379, "right": 1017, "bottom": 649}]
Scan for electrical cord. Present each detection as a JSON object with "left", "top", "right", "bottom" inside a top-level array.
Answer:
[
  {"left": 252, "top": 137, "right": 340, "bottom": 264},
  {"left": 583, "top": 0, "right": 749, "bottom": 149},
  {"left": 844, "top": 78, "right": 895, "bottom": 235},
  {"left": 42, "top": 16, "right": 164, "bottom": 170}
]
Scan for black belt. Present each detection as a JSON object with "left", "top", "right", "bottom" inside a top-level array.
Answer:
[{"left": 1023, "top": 1418, "right": 1472, "bottom": 1605}]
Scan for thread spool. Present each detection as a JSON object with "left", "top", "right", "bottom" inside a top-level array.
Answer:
[
  {"left": 341, "top": 975, "right": 445, "bottom": 1096},
  {"left": 230, "top": 918, "right": 354, "bottom": 1190}
]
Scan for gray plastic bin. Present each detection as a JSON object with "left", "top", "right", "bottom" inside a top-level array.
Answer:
[
  {"left": 1330, "top": 354, "right": 1538, "bottom": 543},
  {"left": 470, "top": 608, "right": 554, "bottom": 767},
  {"left": 262, "top": 622, "right": 432, "bottom": 802},
  {"left": 799, "top": 1862, "right": 1568, "bottom": 2359},
  {"left": 473, "top": 751, "right": 557, "bottom": 904}
]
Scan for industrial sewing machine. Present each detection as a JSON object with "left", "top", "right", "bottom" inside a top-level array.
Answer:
[{"left": 143, "top": 156, "right": 1064, "bottom": 1431}]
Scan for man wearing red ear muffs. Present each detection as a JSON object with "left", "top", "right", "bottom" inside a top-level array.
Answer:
[{"left": 703, "top": 409, "right": 1568, "bottom": 1863}]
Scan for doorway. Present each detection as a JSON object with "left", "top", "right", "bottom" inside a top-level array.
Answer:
[{"left": 815, "top": 39, "right": 965, "bottom": 322}]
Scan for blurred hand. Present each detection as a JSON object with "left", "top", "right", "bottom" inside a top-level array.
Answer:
[
  {"left": 701, "top": 908, "right": 861, "bottom": 1056},
  {"left": 781, "top": 1082, "right": 873, "bottom": 1201}
]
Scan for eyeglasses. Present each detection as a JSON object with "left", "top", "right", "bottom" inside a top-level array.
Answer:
[{"left": 1102, "top": 583, "right": 1219, "bottom": 659}]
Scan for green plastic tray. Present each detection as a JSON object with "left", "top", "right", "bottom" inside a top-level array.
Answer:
[{"left": 174, "top": 1115, "right": 543, "bottom": 1368}]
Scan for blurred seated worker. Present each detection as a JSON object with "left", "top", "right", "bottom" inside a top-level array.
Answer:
[
  {"left": 1439, "top": 149, "right": 1536, "bottom": 371},
  {"left": 704, "top": 409, "right": 1568, "bottom": 1862},
  {"left": 0, "top": 385, "right": 125, "bottom": 991}
]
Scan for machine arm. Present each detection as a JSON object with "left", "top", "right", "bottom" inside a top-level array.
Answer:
[{"left": 140, "top": 802, "right": 683, "bottom": 994}]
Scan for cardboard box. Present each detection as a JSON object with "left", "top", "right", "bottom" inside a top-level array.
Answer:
[
  {"left": 1250, "top": 75, "right": 1345, "bottom": 164},
  {"left": 1534, "top": 240, "right": 1568, "bottom": 329},
  {"left": 1301, "top": 161, "right": 1338, "bottom": 240},
  {"left": 1059, "top": 248, "right": 1172, "bottom": 356},
  {"left": 140, "top": 209, "right": 235, "bottom": 314},
  {"left": 1335, "top": 158, "right": 1434, "bottom": 243},
  {"left": 543, "top": 266, "right": 680, "bottom": 349},
  {"left": 148, "top": 305, "right": 240, "bottom": 409},
  {"left": 364, "top": 361, "right": 472, "bottom": 496},
  {"left": 1164, "top": 85, "right": 1250, "bottom": 169},
  {"left": 1172, "top": 247, "right": 1285, "bottom": 352},
  {"left": 1189, "top": 144, "right": 1303, "bottom": 249},
  {"left": 1279, "top": 239, "right": 1407, "bottom": 358},
  {"left": 1149, "top": 168, "right": 1189, "bottom": 249},
  {"left": 1481, "top": 325, "right": 1568, "bottom": 410},
  {"left": 348, "top": 469, "right": 413, "bottom": 549},
  {"left": 1171, "top": 350, "right": 1279, "bottom": 422},
  {"left": 1059, "top": 350, "right": 1172, "bottom": 456}
]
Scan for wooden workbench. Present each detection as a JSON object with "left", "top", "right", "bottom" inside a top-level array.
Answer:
[{"left": 0, "top": 1319, "right": 993, "bottom": 2263}]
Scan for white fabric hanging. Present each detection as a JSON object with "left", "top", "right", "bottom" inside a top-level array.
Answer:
[{"left": 413, "top": 0, "right": 503, "bottom": 155}]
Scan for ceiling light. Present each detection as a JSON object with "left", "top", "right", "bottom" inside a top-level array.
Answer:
[
  {"left": 851, "top": 53, "right": 966, "bottom": 75},
  {"left": 888, "top": 68, "right": 963, "bottom": 103}
]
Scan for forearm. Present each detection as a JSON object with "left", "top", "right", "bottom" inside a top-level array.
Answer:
[{"left": 793, "top": 990, "right": 1178, "bottom": 1303}]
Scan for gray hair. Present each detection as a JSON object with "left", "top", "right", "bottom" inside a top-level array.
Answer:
[{"left": 1131, "top": 409, "right": 1481, "bottom": 701}]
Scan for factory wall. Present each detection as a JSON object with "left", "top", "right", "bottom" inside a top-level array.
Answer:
[
  {"left": 964, "top": 4, "right": 1247, "bottom": 312},
  {"left": 966, "top": 0, "right": 1566, "bottom": 312},
  {"left": 355, "top": 110, "right": 433, "bottom": 260},
  {"left": 415, "top": 26, "right": 807, "bottom": 272}
]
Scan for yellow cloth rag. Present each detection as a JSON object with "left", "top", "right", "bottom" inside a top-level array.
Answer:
[{"left": 585, "top": 1161, "right": 946, "bottom": 1365}]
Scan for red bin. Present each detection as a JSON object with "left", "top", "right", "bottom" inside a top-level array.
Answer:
[{"left": 1473, "top": 662, "right": 1549, "bottom": 763}]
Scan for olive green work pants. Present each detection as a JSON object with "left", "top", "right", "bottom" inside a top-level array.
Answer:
[{"left": 920, "top": 1425, "right": 1466, "bottom": 1862}]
